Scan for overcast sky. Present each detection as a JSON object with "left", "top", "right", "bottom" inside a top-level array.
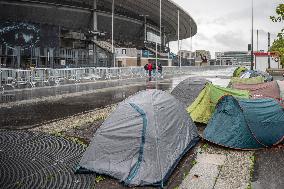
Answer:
[{"left": 170, "top": 0, "right": 283, "bottom": 58}]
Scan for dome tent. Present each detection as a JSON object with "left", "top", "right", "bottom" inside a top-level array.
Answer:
[
  {"left": 204, "top": 96, "right": 284, "bottom": 149},
  {"left": 187, "top": 83, "right": 250, "bottom": 124},
  {"left": 171, "top": 77, "right": 209, "bottom": 107},
  {"left": 240, "top": 70, "right": 273, "bottom": 82},
  {"left": 233, "top": 67, "right": 248, "bottom": 77},
  {"left": 232, "top": 81, "right": 283, "bottom": 107},
  {"left": 77, "top": 90, "right": 199, "bottom": 187},
  {"left": 230, "top": 76, "right": 265, "bottom": 85}
]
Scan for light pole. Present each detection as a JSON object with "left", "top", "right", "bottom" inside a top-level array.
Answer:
[
  {"left": 112, "top": 0, "right": 115, "bottom": 67},
  {"left": 158, "top": 0, "right": 161, "bottom": 75},
  {"left": 177, "top": 9, "right": 180, "bottom": 67},
  {"left": 250, "top": 0, "right": 254, "bottom": 70}
]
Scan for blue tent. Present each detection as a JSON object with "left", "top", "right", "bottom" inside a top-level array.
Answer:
[
  {"left": 241, "top": 70, "right": 273, "bottom": 82},
  {"left": 204, "top": 96, "right": 284, "bottom": 149}
]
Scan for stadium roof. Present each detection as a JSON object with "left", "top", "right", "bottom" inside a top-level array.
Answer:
[
  {"left": 0, "top": 0, "right": 197, "bottom": 42},
  {"left": 103, "top": 0, "right": 198, "bottom": 41}
]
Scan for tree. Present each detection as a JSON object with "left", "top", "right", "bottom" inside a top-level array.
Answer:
[
  {"left": 270, "top": 3, "right": 284, "bottom": 67},
  {"left": 270, "top": 4, "right": 284, "bottom": 23}
]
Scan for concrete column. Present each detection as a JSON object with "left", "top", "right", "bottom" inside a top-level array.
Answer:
[
  {"left": 93, "top": 0, "right": 98, "bottom": 67},
  {"left": 16, "top": 46, "right": 21, "bottom": 69}
]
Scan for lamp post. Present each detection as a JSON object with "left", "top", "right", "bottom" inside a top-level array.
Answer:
[
  {"left": 158, "top": 0, "right": 161, "bottom": 75},
  {"left": 250, "top": 0, "right": 254, "bottom": 70},
  {"left": 177, "top": 9, "right": 180, "bottom": 67},
  {"left": 112, "top": 0, "right": 115, "bottom": 67}
]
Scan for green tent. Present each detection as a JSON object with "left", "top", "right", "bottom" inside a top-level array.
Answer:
[
  {"left": 187, "top": 83, "right": 250, "bottom": 124},
  {"left": 233, "top": 67, "right": 248, "bottom": 77},
  {"left": 230, "top": 76, "right": 264, "bottom": 85},
  {"left": 204, "top": 96, "right": 284, "bottom": 149}
]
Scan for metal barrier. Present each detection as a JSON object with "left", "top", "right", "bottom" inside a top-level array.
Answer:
[{"left": 0, "top": 66, "right": 233, "bottom": 91}]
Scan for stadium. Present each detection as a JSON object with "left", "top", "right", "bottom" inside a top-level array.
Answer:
[{"left": 0, "top": 0, "right": 197, "bottom": 68}]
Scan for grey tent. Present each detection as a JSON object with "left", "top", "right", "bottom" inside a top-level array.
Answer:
[
  {"left": 171, "top": 77, "right": 209, "bottom": 107},
  {"left": 78, "top": 90, "right": 199, "bottom": 187}
]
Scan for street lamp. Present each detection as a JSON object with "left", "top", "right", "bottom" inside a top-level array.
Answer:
[
  {"left": 111, "top": 0, "right": 115, "bottom": 67},
  {"left": 159, "top": 0, "right": 161, "bottom": 75},
  {"left": 250, "top": 0, "right": 254, "bottom": 70}
]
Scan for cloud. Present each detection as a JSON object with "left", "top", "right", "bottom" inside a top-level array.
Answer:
[
  {"left": 214, "top": 31, "right": 248, "bottom": 50},
  {"left": 170, "top": 0, "right": 283, "bottom": 58}
]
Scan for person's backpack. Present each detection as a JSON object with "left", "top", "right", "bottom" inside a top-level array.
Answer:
[{"left": 144, "top": 64, "right": 148, "bottom": 70}]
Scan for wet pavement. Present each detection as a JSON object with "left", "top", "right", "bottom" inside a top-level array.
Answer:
[
  {"left": 0, "top": 83, "right": 167, "bottom": 130},
  {"left": 252, "top": 148, "right": 284, "bottom": 189},
  {"left": 0, "top": 78, "right": 147, "bottom": 103}
]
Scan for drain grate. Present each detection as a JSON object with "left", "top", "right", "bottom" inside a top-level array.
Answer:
[{"left": 0, "top": 131, "right": 94, "bottom": 189}]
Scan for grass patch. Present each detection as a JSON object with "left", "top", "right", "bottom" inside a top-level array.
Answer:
[
  {"left": 95, "top": 175, "right": 105, "bottom": 183},
  {"left": 247, "top": 154, "right": 256, "bottom": 189},
  {"left": 191, "top": 159, "right": 198, "bottom": 166},
  {"left": 201, "top": 143, "right": 209, "bottom": 151},
  {"left": 183, "top": 170, "right": 189, "bottom": 179},
  {"left": 51, "top": 132, "right": 88, "bottom": 148}
]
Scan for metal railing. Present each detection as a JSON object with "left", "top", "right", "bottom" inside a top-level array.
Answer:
[{"left": 0, "top": 66, "right": 232, "bottom": 91}]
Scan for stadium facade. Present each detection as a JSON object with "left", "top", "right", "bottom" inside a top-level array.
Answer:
[{"left": 0, "top": 0, "right": 197, "bottom": 68}]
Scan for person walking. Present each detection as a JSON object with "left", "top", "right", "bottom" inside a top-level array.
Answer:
[{"left": 147, "top": 62, "right": 153, "bottom": 81}]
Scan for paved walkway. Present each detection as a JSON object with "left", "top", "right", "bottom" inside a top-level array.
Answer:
[
  {"left": 252, "top": 148, "right": 284, "bottom": 189},
  {"left": 180, "top": 144, "right": 253, "bottom": 189}
]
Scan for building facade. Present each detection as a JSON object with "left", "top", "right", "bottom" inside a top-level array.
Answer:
[
  {"left": 0, "top": 0, "right": 197, "bottom": 69},
  {"left": 215, "top": 51, "right": 251, "bottom": 66}
]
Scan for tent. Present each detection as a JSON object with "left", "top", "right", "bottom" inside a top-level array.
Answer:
[
  {"left": 187, "top": 83, "right": 250, "bottom": 124},
  {"left": 78, "top": 90, "right": 199, "bottom": 187},
  {"left": 204, "top": 96, "right": 284, "bottom": 149},
  {"left": 171, "top": 77, "right": 209, "bottom": 107},
  {"left": 278, "top": 81, "right": 284, "bottom": 104},
  {"left": 233, "top": 67, "right": 248, "bottom": 77},
  {"left": 232, "top": 81, "right": 280, "bottom": 100},
  {"left": 240, "top": 70, "right": 273, "bottom": 82},
  {"left": 230, "top": 76, "right": 265, "bottom": 85}
]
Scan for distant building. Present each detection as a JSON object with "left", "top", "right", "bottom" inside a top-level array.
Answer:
[
  {"left": 177, "top": 50, "right": 211, "bottom": 66},
  {"left": 178, "top": 50, "right": 195, "bottom": 66},
  {"left": 216, "top": 51, "right": 251, "bottom": 66},
  {"left": 194, "top": 50, "right": 211, "bottom": 66},
  {"left": 254, "top": 52, "right": 280, "bottom": 72}
]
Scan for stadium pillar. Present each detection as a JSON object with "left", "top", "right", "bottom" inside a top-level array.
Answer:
[
  {"left": 93, "top": 0, "right": 98, "bottom": 67},
  {"left": 139, "top": 15, "right": 149, "bottom": 42}
]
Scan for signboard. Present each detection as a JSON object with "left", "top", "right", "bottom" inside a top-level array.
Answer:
[
  {"left": 254, "top": 52, "right": 278, "bottom": 57},
  {"left": 147, "top": 32, "right": 161, "bottom": 44}
]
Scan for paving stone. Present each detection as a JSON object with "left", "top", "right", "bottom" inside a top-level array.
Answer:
[{"left": 180, "top": 153, "right": 226, "bottom": 189}]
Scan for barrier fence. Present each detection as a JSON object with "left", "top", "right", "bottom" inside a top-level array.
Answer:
[{"left": 0, "top": 66, "right": 232, "bottom": 92}]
